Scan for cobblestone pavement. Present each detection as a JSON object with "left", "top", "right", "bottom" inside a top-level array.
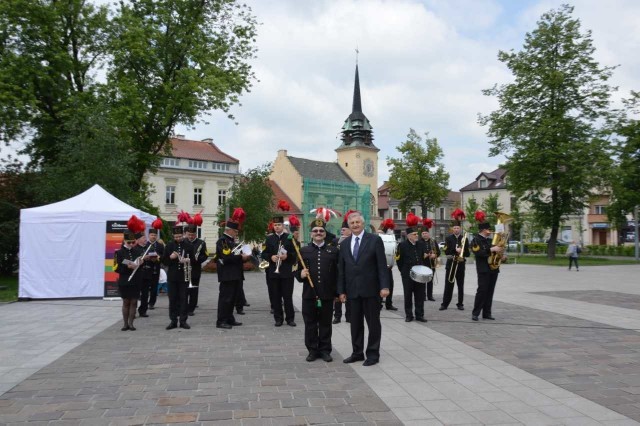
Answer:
[
  {"left": 2, "top": 262, "right": 640, "bottom": 425},
  {"left": 532, "top": 290, "right": 640, "bottom": 311}
]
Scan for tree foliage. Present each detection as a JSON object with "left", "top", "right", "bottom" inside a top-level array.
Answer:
[
  {"left": 218, "top": 164, "right": 273, "bottom": 243},
  {"left": 608, "top": 91, "right": 640, "bottom": 225},
  {"left": 387, "top": 129, "right": 450, "bottom": 218},
  {"left": 0, "top": 0, "right": 258, "bottom": 198},
  {"left": 479, "top": 4, "right": 616, "bottom": 258},
  {"left": 464, "top": 194, "right": 503, "bottom": 234}
]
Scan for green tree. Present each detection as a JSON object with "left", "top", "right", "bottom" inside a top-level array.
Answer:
[
  {"left": 481, "top": 193, "right": 503, "bottom": 226},
  {"left": 465, "top": 196, "right": 481, "bottom": 234},
  {"left": 387, "top": 129, "right": 450, "bottom": 218},
  {"left": 479, "top": 4, "right": 616, "bottom": 258},
  {"left": 218, "top": 164, "right": 273, "bottom": 244},
  {"left": 609, "top": 91, "right": 640, "bottom": 227}
]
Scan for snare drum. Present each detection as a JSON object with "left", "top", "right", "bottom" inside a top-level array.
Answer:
[{"left": 409, "top": 265, "right": 433, "bottom": 283}]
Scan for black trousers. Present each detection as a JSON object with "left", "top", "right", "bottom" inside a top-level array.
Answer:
[
  {"left": 443, "top": 261, "right": 465, "bottom": 308},
  {"left": 266, "top": 273, "right": 277, "bottom": 311},
  {"left": 187, "top": 272, "right": 201, "bottom": 313},
  {"left": 168, "top": 279, "right": 188, "bottom": 324},
  {"left": 402, "top": 275, "right": 426, "bottom": 319},
  {"left": 302, "top": 298, "right": 334, "bottom": 355},
  {"left": 138, "top": 272, "right": 158, "bottom": 314},
  {"left": 568, "top": 257, "right": 579, "bottom": 270},
  {"left": 472, "top": 271, "right": 498, "bottom": 318},
  {"left": 271, "top": 276, "right": 295, "bottom": 323},
  {"left": 349, "top": 296, "right": 382, "bottom": 361},
  {"left": 334, "top": 299, "right": 350, "bottom": 321},
  {"left": 217, "top": 280, "right": 239, "bottom": 326},
  {"left": 427, "top": 280, "right": 434, "bottom": 299},
  {"left": 380, "top": 267, "right": 394, "bottom": 307},
  {"left": 235, "top": 281, "right": 246, "bottom": 312}
]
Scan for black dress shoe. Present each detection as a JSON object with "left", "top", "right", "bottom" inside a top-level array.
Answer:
[
  {"left": 405, "top": 317, "right": 414, "bottom": 322},
  {"left": 149, "top": 305, "right": 155, "bottom": 310},
  {"left": 237, "top": 310, "right": 245, "bottom": 315},
  {"left": 472, "top": 315, "right": 479, "bottom": 321},
  {"left": 166, "top": 322, "right": 177, "bottom": 330},
  {"left": 287, "top": 321, "right": 296, "bottom": 327},
  {"left": 363, "top": 359, "right": 379, "bottom": 366},
  {"left": 386, "top": 305, "right": 398, "bottom": 311},
  {"left": 428, "top": 297, "right": 436, "bottom": 301},
  {"left": 457, "top": 305, "right": 465, "bottom": 311},
  {"left": 416, "top": 317, "right": 427, "bottom": 322},
  {"left": 306, "top": 353, "right": 318, "bottom": 362},
  {"left": 483, "top": 316, "right": 495, "bottom": 320},
  {"left": 179, "top": 322, "right": 191, "bottom": 329},
  {"left": 121, "top": 325, "right": 129, "bottom": 331},
  {"left": 275, "top": 321, "right": 283, "bottom": 327},
  {"left": 332, "top": 318, "right": 341, "bottom": 324},
  {"left": 128, "top": 325, "right": 136, "bottom": 331},
  {"left": 139, "top": 313, "right": 149, "bottom": 318},
  {"left": 187, "top": 311, "right": 195, "bottom": 316},
  {"left": 321, "top": 353, "right": 333, "bottom": 362},
  {"left": 217, "top": 323, "right": 232, "bottom": 329},
  {"left": 439, "top": 306, "right": 447, "bottom": 311},
  {"left": 228, "top": 321, "right": 242, "bottom": 326},
  {"left": 343, "top": 354, "right": 365, "bottom": 363},
  {"left": 244, "top": 303, "right": 251, "bottom": 307}
]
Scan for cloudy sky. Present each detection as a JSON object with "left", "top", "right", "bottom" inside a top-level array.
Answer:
[{"left": 174, "top": 0, "right": 640, "bottom": 192}]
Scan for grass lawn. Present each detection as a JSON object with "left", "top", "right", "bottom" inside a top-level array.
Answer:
[
  {"left": 508, "top": 255, "right": 639, "bottom": 267},
  {"left": 0, "top": 275, "right": 18, "bottom": 302}
]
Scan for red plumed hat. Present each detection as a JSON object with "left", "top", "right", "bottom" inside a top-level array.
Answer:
[
  {"left": 232, "top": 207, "right": 246, "bottom": 224},
  {"left": 288, "top": 215, "right": 301, "bottom": 231},
  {"left": 451, "top": 208, "right": 466, "bottom": 221},
  {"left": 474, "top": 210, "right": 486, "bottom": 223},
  {"left": 406, "top": 213, "right": 419, "bottom": 227},
  {"left": 127, "top": 215, "right": 145, "bottom": 234},
  {"left": 151, "top": 218, "right": 163, "bottom": 230},
  {"left": 177, "top": 210, "right": 191, "bottom": 225},
  {"left": 310, "top": 206, "right": 341, "bottom": 222},
  {"left": 192, "top": 212, "right": 203, "bottom": 226},
  {"left": 380, "top": 218, "right": 395, "bottom": 232},
  {"left": 277, "top": 200, "right": 290, "bottom": 212},
  {"left": 342, "top": 209, "right": 357, "bottom": 228},
  {"left": 422, "top": 217, "right": 434, "bottom": 230}
]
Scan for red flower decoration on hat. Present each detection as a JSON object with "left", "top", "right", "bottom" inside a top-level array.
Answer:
[
  {"left": 344, "top": 209, "right": 357, "bottom": 221},
  {"left": 406, "top": 213, "right": 419, "bottom": 227},
  {"left": 288, "top": 215, "right": 300, "bottom": 228},
  {"left": 267, "top": 221, "right": 274, "bottom": 233},
  {"left": 277, "top": 200, "right": 290, "bottom": 212},
  {"left": 232, "top": 207, "right": 246, "bottom": 224},
  {"left": 451, "top": 208, "right": 466, "bottom": 221},
  {"left": 310, "top": 206, "right": 341, "bottom": 222},
  {"left": 474, "top": 210, "right": 486, "bottom": 223},
  {"left": 151, "top": 218, "right": 163, "bottom": 230},
  {"left": 127, "top": 215, "right": 145, "bottom": 233},
  {"left": 192, "top": 212, "right": 203, "bottom": 226},
  {"left": 422, "top": 218, "right": 434, "bottom": 229},
  {"left": 381, "top": 218, "right": 395, "bottom": 231},
  {"left": 177, "top": 210, "right": 191, "bottom": 224}
]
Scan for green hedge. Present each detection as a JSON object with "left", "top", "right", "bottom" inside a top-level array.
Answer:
[{"left": 584, "top": 245, "right": 635, "bottom": 256}]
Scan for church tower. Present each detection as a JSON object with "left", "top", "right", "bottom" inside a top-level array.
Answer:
[{"left": 335, "top": 63, "right": 379, "bottom": 219}]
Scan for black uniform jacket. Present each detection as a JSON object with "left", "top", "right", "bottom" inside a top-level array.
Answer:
[
  {"left": 472, "top": 233, "right": 498, "bottom": 273},
  {"left": 444, "top": 233, "right": 470, "bottom": 261},
  {"left": 216, "top": 233, "right": 244, "bottom": 282},
  {"left": 295, "top": 242, "right": 339, "bottom": 300},
  {"left": 261, "top": 232, "right": 296, "bottom": 278},
  {"left": 141, "top": 240, "right": 165, "bottom": 276},
  {"left": 162, "top": 239, "right": 195, "bottom": 283},
  {"left": 188, "top": 238, "right": 209, "bottom": 276},
  {"left": 396, "top": 240, "right": 427, "bottom": 277},
  {"left": 115, "top": 245, "right": 144, "bottom": 286},
  {"left": 337, "top": 232, "right": 390, "bottom": 298}
]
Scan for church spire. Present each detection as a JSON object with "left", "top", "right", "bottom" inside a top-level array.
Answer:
[{"left": 336, "top": 61, "right": 377, "bottom": 151}]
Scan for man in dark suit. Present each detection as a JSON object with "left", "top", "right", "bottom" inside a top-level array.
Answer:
[
  {"left": 396, "top": 226, "right": 428, "bottom": 322},
  {"left": 215, "top": 219, "right": 249, "bottom": 329},
  {"left": 185, "top": 224, "right": 208, "bottom": 316},
  {"left": 162, "top": 226, "right": 195, "bottom": 330},
  {"left": 337, "top": 211, "right": 390, "bottom": 366}
]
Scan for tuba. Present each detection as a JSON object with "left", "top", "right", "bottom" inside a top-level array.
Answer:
[{"left": 489, "top": 212, "right": 513, "bottom": 270}]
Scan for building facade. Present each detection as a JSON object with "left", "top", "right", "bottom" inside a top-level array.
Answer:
[{"left": 144, "top": 136, "right": 239, "bottom": 242}]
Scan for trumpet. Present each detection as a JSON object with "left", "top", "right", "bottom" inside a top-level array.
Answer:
[
  {"left": 178, "top": 250, "right": 192, "bottom": 286},
  {"left": 231, "top": 241, "right": 245, "bottom": 255},
  {"left": 274, "top": 242, "right": 283, "bottom": 274},
  {"left": 447, "top": 232, "right": 468, "bottom": 284}
]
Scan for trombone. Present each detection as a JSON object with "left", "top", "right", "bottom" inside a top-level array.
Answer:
[{"left": 447, "top": 232, "right": 468, "bottom": 284}]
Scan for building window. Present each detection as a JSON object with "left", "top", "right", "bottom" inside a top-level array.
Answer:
[
  {"left": 189, "top": 160, "right": 207, "bottom": 169},
  {"left": 218, "top": 190, "right": 227, "bottom": 206},
  {"left": 213, "top": 162, "right": 231, "bottom": 171},
  {"left": 392, "top": 209, "right": 399, "bottom": 220},
  {"left": 193, "top": 188, "right": 202, "bottom": 206},
  {"left": 439, "top": 208, "right": 445, "bottom": 220},
  {"left": 165, "top": 186, "right": 176, "bottom": 204},
  {"left": 162, "top": 158, "right": 179, "bottom": 167},
  {"left": 479, "top": 179, "right": 488, "bottom": 188},
  {"left": 594, "top": 205, "right": 606, "bottom": 214}
]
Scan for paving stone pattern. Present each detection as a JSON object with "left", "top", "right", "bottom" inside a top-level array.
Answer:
[
  {"left": 532, "top": 290, "right": 640, "bottom": 312},
  {"left": 391, "top": 292, "right": 640, "bottom": 423},
  {"left": 0, "top": 274, "right": 400, "bottom": 425}
]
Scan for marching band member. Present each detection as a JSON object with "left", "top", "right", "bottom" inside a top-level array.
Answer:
[
  {"left": 138, "top": 218, "right": 164, "bottom": 316},
  {"left": 215, "top": 208, "right": 249, "bottom": 329},
  {"left": 395, "top": 213, "right": 428, "bottom": 322},
  {"left": 440, "top": 209, "right": 470, "bottom": 312},
  {"left": 420, "top": 218, "right": 440, "bottom": 302},
  {"left": 162, "top": 224, "right": 195, "bottom": 330},
  {"left": 378, "top": 218, "right": 398, "bottom": 311},
  {"left": 185, "top": 215, "right": 208, "bottom": 316},
  {"left": 471, "top": 211, "right": 505, "bottom": 321},
  {"left": 296, "top": 218, "right": 338, "bottom": 362},
  {"left": 115, "top": 215, "right": 145, "bottom": 331}
]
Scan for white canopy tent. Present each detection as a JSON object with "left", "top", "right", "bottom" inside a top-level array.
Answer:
[{"left": 19, "top": 184, "right": 156, "bottom": 299}]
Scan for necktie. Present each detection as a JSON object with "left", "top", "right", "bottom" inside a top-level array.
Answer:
[{"left": 353, "top": 236, "right": 360, "bottom": 260}]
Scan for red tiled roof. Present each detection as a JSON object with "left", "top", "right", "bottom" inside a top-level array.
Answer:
[
  {"left": 169, "top": 137, "right": 238, "bottom": 163},
  {"left": 269, "top": 180, "right": 302, "bottom": 215}
]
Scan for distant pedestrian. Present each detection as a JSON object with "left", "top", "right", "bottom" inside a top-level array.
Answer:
[{"left": 567, "top": 241, "right": 580, "bottom": 271}]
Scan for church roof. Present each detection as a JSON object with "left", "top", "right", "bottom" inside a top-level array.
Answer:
[
  {"left": 287, "top": 156, "right": 354, "bottom": 183},
  {"left": 336, "top": 64, "right": 377, "bottom": 151}
]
